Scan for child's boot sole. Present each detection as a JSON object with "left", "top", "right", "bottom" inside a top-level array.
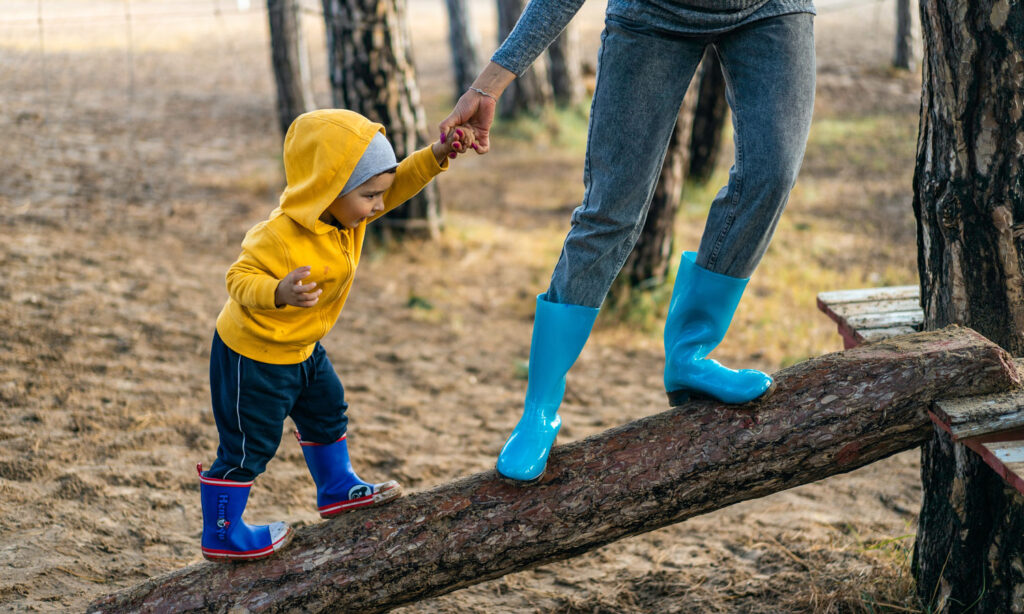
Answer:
[
  {"left": 202, "top": 526, "right": 294, "bottom": 563},
  {"left": 320, "top": 482, "right": 402, "bottom": 518}
]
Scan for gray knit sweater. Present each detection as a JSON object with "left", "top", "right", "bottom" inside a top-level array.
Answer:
[{"left": 492, "top": 0, "right": 816, "bottom": 76}]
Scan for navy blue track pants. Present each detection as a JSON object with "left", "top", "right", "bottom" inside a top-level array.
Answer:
[{"left": 206, "top": 331, "right": 348, "bottom": 481}]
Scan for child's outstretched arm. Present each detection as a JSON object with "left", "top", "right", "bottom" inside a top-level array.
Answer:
[{"left": 368, "top": 125, "right": 476, "bottom": 222}]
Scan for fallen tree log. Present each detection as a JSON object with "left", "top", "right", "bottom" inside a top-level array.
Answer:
[{"left": 88, "top": 326, "right": 1021, "bottom": 614}]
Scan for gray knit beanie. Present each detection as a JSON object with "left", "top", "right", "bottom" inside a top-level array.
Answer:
[{"left": 340, "top": 131, "right": 398, "bottom": 196}]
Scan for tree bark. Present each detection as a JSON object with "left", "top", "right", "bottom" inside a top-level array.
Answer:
[
  {"left": 688, "top": 47, "right": 728, "bottom": 184},
  {"left": 913, "top": 0, "right": 1024, "bottom": 356},
  {"left": 496, "top": 0, "right": 552, "bottom": 118},
  {"left": 912, "top": 1, "right": 1024, "bottom": 611},
  {"left": 893, "top": 0, "right": 915, "bottom": 71},
  {"left": 322, "top": 0, "right": 441, "bottom": 239},
  {"left": 444, "top": 0, "right": 480, "bottom": 100},
  {"left": 88, "top": 327, "right": 1019, "bottom": 614},
  {"left": 546, "top": 20, "right": 584, "bottom": 107},
  {"left": 267, "top": 0, "right": 316, "bottom": 138}
]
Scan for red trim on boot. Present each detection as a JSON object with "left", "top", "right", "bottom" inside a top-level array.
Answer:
[
  {"left": 293, "top": 430, "right": 346, "bottom": 447},
  {"left": 196, "top": 463, "right": 254, "bottom": 487}
]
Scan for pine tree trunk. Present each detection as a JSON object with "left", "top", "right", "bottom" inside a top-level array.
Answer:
[
  {"left": 547, "top": 21, "right": 584, "bottom": 107},
  {"left": 267, "top": 0, "right": 315, "bottom": 138},
  {"left": 496, "top": 0, "right": 552, "bottom": 118},
  {"left": 444, "top": 0, "right": 480, "bottom": 100},
  {"left": 615, "top": 82, "right": 699, "bottom": 293},
  {"left": 912, "top": 1, "right": 1024, "bottom": 611},
  {"left": 893, "top": 0, "right": 915, "bottom": 70},
  {"left": 322, "top": 0, "right": 441, "bottom": 239},
  {"left": 688, "top": 48, "right": 728, "bottom": 184}
]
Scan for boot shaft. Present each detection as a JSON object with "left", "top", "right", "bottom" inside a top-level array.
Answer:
[
  {"left": 296, "top": 431, "right": 354, "bottom": 490},
  {"left": 198, "top": 466, "right": 254, "bottom": 544},
  {"left": 664, "top": 252, "right": 749, "bottom": 353},
  {"left": 525, "top": 293, "right": 599, "bottom": 410}
]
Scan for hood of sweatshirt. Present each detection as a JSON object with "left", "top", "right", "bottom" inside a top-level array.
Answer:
[{"left": 278, "top": 109, "right": 385, "bottom": 235}]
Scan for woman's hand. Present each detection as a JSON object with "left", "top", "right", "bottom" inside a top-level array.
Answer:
[
  {"left": 432, "top": 126, "right": 477, "bottom": 164},
  {"left": 439, "top": 62, "right": 516, "bottom": 155},
  {"left": 439, "top": 90, "right": 496, "bottom": 154}
]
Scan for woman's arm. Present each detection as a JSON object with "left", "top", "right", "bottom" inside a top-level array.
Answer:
[
  {"left": 491, "top": 0, "right": 587, "bottom": 77},
  {"left": 439, "top": 0, "right": 586, "bottom": 153}
]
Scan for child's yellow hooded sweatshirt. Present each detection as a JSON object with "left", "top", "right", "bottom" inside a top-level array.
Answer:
[{"left": 215, "top": 109, "right": 447, "bottom": 364}]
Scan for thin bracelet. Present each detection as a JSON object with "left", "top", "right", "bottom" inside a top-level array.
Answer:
[{"left": 469, "top": 86, "right": 496, "bottom": 100}]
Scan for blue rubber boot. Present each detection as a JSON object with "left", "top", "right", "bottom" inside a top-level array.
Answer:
[
  {"left": 663, "top": 252, "right": 774, "bottom": 405},
  {"left": 296, "top": 432, "right": 401, "bottom": 518},
  {"left": 496, "top": 293, "right": 599, "bottom": 482},
  {"left": 198, "top": 464, "right": 292, "bottom": 562}
]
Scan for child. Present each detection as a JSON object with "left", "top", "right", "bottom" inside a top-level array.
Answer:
[{"left": 198, "top": 109, "right": 475, "bottom": 562}]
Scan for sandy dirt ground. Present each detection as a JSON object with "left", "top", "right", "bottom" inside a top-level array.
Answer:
[{"left": 0, "top": 1, "right": 928, "bottom": 611}]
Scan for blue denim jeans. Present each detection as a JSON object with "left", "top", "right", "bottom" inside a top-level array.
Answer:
[{"left": 546, "top": 13, "right": 816, "bottom": 308}]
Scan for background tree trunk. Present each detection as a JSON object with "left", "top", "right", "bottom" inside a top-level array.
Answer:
[
  {"left": 613, "top": 81, "right": 700, "bottom": 298},
  {"left": 688, "top": 48, "right": 728, "bottom": 184},
  {"left": 893, "top": 0, "right": 915, "bottom": 70},
  {"left": 496, "top": 0, "right": 552, "bottom": 118},
  {"left": 267, "top": 0, "right": 316, "bottom": 138},
  {"left": 444, "top": 0, "right": 480, "bottom": 100},
  {"left": 89, "top": 328, "right": 1019, "bottom": 614},
  {"left": 322, "top": 0, "right": 441, "bottom": 239},
  {"left": 546, "top": 20, "right": 584, "bottom": 107},
  {"left": 912, "top": 0, "right": 1024, "bottom": 611}
]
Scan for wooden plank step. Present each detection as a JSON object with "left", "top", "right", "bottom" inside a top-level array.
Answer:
[
  {"left": 931, "top": 382, "right": 1024, "bottom": 441},
  {"left": 859, "top": 326, "right": 919, "bottom": 343},
  {"left": 816, "top": 285, "right": 919, "bottom": 305},
  {"left": 845, "top": 310, "right": 924, "bottom": 330},
  {"left": 929, "top": 366, "right": 1024, "bottom": 496},
  {"left": 825, "top": 297, "right": 922, "bottom": 319},
  {"left": 958, "top": 438, "right": 1024, "bottom": 497},
  {"left": 817, "top": 285, "right": 924, "bottom": 349}
]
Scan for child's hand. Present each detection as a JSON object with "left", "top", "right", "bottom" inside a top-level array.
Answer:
[
  {"left": 275, "top": 266, "right": 322, "bottom": 308},
  {"left": 431, "top": 125, "right": 477, "bottom": 165}
]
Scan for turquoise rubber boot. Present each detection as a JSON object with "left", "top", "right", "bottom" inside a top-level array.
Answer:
[
  {"left": 664, "top": 252, "right": 774, "bottom": 405},
  {"left": 496, "top": 293, "right": 599, "bottom": 482}
]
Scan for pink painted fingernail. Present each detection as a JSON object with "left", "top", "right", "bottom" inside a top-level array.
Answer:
[
  {"left": 456, "top": 129, "right": 463, "bottom": 138},
  {"left": 472, "top": 143, "right": 479, "bottom": 151},
  {"left": 449, "top": 152, "right": 457, "bottom": 159},
  {"left": 453, "top": 142, "right": 461, "bottom": 149},
  {"left": 440, "top": 132, "right": 446, "bottom": 144}
]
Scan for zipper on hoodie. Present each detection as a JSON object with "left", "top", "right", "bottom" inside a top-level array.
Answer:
[{"left": 320, "top": 227, "right": 354, "bottom": 339}]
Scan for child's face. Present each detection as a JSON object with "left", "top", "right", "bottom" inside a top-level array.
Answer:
[{"left": 325, "top": 172, "right": 396, "bottom": 229}]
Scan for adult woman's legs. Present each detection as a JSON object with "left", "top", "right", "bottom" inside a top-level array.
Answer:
[
  {"left": 546, "top": 18, "right": 706, "bottom": 307},
  {"left": 497, "top": 20, "right": 705, "bottom": 481},
  {"left": 697, "top": 13, "right": 815, "bottom": 277},
  {"left": 663, "top": 13, "right": 815, "bottom": 404}
]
